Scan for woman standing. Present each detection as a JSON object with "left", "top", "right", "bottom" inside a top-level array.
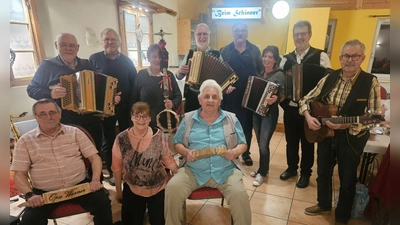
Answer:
[
  {"left": 112, "top": 102, "right": 178, "bottom": 225},
  {"left": 131, "top": 44, "right": 182, "bottom": 129},
  {"left": 251, "top": 46, "right": 286, "bottom": 187}
]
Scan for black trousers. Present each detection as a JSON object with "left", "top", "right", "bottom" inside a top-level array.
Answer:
[
  {"left": 121, "top": 183, "right": 165, "bottom": 225},
  {"left": 283, "top": 105, "right": 314, "bottom": 176},
  {"left": 102, "top": 107, "right": 130, "bottom": 174},
  {"left": 20, "top": 180, "right": 112, "bottom": 225}
]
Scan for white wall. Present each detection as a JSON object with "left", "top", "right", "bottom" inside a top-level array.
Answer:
[{"left": 10, "top": 0, "right": 180, "bottom": 121}]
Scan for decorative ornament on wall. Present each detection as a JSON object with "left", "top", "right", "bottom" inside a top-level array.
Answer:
[
  {"left": 136, "top": 23, "right": 143, "bottom": 43},
  {"left": 85, "top": 28, "right": 100, "bottom": 48}
]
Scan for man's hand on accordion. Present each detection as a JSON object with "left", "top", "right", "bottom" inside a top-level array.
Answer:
[
  {"left": 266, "top": 95, "right": 278, "bottom": 105},
  {"left": 51, "top": 83, "right": 67, "bottom": 99},
  {"left": 225, "top": 85, "right": 236, "bottom": 94},
  {"left": 114, "top": 92, "right": 121, "bottom": 105}
]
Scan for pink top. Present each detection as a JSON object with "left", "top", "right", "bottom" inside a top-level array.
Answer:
[
  {"left": 11, "top": 124, "right": 98, "bottom": 191},
  {"left": 112, "top": 128, "right": 177, "bottom": 197}
]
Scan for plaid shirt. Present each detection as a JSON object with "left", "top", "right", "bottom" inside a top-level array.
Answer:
[{"left": 299, "top": 69, "right": 381, "bottom": 134}]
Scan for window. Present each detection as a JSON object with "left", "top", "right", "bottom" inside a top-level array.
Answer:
[
  {"left": 119, "top": 7, "right": 153, "bottom": 68},
  {"left": 10, "top": 0, "right": 45, "bottom": 86}
]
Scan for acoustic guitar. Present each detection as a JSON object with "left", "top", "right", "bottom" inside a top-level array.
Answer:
[{"left": 304, "top": 101, "right": 384, "bottom": 143}]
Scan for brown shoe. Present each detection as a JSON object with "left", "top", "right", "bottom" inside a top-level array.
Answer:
[{"left": 304, "top": 204, "right": 331, "bottom": 216}]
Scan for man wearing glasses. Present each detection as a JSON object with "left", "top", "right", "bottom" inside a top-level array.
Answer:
[
  {"left": 279, "top": 20, "right": 331, "bottom": 188},
  {"left": 89, "top": 28, "right": 137, "bottom": 186},
  {"left": 299, "top": 39, "right": 381, "bottom": 225},
  {"left": 176, "top": 23, "right": 220, "bottom": 113},
  {"left": 11, "top": 99, "right": 113, "bottom": 225},
  {"left": 220, "top": 22, "right": 263, "bottom": 166}
]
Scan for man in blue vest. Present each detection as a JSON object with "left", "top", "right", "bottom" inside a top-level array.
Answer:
[{"left": 279, "top": 20, "right": 331, "bottom": 188}]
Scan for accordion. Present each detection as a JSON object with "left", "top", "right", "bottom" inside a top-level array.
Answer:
[
  {"left": 187, "top": 51, "right": 238, "bottom": 91},
  {"left": 60, "top": 70, "right": 118, "bottom": 116},
  {"left": 285, "top": 63, "right": 333, "bottom": 102},
  {"left": 242, "top": 76, "right": 280, "bottom": 116}
]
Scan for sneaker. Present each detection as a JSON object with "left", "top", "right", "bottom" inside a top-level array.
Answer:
[
  {"left": 108, "top": 177, "right": 115, "bottom": 186},
  {"left": 252, "top": 174, "right": 265, "bottom": 187},
  {"left": 242, "top": 155, "right": 253, "bottom": 166},
  {"left": 250, "top": 171, "right": 257, "bottom": 177},
  {"left": 304, "top": 204, "right": 331, "bottom": 216}
]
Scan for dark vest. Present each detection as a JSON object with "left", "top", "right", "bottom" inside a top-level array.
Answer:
[
  {"left": 283, "top": 46, "right": 322, "bottom": 72},
  {"left": 317, "top": 69, "right": 375, "bottom": 151}
]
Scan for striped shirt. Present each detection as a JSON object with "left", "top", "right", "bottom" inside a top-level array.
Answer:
[
  {"left": 11, "top": 124, "right": 98, "bottom": 191},
  {"left": 298, "top": 69, "right": 381, "bottom": 134}
]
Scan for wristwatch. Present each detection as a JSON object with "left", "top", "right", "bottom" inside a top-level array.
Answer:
[{"left": 24, "top": 191, "right": 34, "bottom": 201}]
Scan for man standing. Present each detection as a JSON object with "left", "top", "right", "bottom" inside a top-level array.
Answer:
[
  {"left": 220, "top": 23, "right": 263, "bottom": 166},
  {"left": 89, "top": 28, "right": 137, "bottom": 186},
  {"left": 279, "top": 20, "right": 331, "bottom": 188},
  {"left": 299, "top": 39, "right": 381, "bottom": 225},
  {"left": 27, "top": 33, "right": 113, "bottom": 160},
  {"left": 176, "top": 23, "right": 220, "bottom": 112},
  {"left": 11, "top": 99, "right": 112, "bottom": 225}
]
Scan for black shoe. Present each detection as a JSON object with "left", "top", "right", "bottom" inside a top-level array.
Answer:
[
  {"left": 108, "top": 177, "right": 115, "bottom": 186},
  {"left": 242, "top": 155, "right": 253, "bottom": 166},
  {"left": 280, "top": 169, "right": 297, "bottom": 180},
  {"left": 296, "top": 176, "right": 310, "bottom": 188}
]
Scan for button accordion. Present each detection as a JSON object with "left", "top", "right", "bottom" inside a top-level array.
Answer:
[
  {"left": 285, "top": 63, "right": 333, "bottom": 102},
  {"left": 242, "top": 76, "right": 280, "bottom": 116},
  {"left": 60, "top": 70, "right": 118, "bottom": 116},
  {"left": 186, "top": 51, "right": 238, "bottom": 91}
]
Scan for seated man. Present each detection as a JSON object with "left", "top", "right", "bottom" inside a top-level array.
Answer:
[
  {"left": 164, "top": 79, "right": 251, "bottom": 225},
  {"left": 11, "top": 99, "right": 112, "bottom": 225}
]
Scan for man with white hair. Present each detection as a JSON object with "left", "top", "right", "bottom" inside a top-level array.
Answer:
[
  {"left": 89, "top": 28, "right": 137, "bottom": 186},
  {"left": 176, "top": 23, "right": 220, "bottom": 113},
  {"left": 27, "top": 33, "right": 106, "bottom": 163}
]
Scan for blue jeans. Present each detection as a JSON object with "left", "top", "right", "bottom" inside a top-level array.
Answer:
[
  {"left": 317, "top": 131, "right": 366, "bottom": 224},
  {"left": 252, "top": 107, "right": 278, "bottom": 176}
]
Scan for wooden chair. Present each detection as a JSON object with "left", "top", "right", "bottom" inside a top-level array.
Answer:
[{"left": 182, "top": 187, "right": 233, "bottom": 225}]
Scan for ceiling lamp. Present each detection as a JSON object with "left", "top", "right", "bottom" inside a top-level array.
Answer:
[{"left": 272, "top": 0, "right": 290, "bottom": 19}]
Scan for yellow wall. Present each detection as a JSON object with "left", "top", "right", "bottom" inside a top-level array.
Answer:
[
  {"left": 286, "top": 8, "right": 331, "bottom": 52},
  {"left": 329, "top": 9, "right": 390, "bottom": 70},
  {"left": 214, "top": 8, "right": 390, "bottom": 71}
]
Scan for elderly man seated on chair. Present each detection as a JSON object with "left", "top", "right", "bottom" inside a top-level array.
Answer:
[
  {"left": 165, "top": 79, "right": 251, "bottom": 225},
  {"left": 10, "top": 99, "right": 112, "bottom": 225}
]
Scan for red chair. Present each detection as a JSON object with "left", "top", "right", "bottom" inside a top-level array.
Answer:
[
  {"left": 182, "top": 187, "right": 233, "bottom": 225},
  {"left": 48, "top": 157, "right": 91, "bottom": 225},
  {"left": 380, "top": 86, "right": 388, "bottom": 99}
]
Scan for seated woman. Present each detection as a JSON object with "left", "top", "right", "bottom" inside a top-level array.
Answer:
[
  {"left": 112, "top": 102, "right": 178, "bottom": 225},
  {"left": 165, "top": 79, "right": 251, "bottom": 225},
  {"left": 251, "top": 45, "right": 286, "bottom": 187},
  {"left": 131, "top": 44, "right": 182, "bottom": 129}
]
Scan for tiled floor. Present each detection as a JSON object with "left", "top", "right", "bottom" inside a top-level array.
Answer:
[{"left": 36, "top": 132, "right": 371, "bottom": 225}]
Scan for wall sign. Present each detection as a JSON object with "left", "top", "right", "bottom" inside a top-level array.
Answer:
[{"left": 211, "top": 7, "right": 263, "bottom": 20}]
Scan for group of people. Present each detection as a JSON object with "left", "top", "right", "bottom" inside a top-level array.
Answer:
[{"left": 11, "top": 19, "right": 381, "bottom": 225}]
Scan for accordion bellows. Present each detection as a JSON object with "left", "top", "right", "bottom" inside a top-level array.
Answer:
[
  {"left": 60, "top": 70, "right": 118, "bottom": 116},
  {"left": 242, "top": 76, "right": 280, "bottom": 116},
  {"left": 187, "top": 51, "right": 238, "bottom": 91}
]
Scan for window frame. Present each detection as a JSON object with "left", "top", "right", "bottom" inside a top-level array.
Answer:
[
  {"left": 10, "top": 0, "right": 45, "bottom": 87},
  {"left": 118, "top": 6, "right": 154, "bottom": 70}
]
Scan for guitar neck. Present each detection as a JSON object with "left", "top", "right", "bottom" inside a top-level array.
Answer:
[{"left": 321, "top": 116, "right": 359, "bottom": 125}]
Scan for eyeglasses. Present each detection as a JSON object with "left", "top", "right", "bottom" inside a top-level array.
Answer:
[
  {"left": 233, "top": 29, "right": 248, "bottom": 34},
  {"left": 36, "top": 111, "right": 59, "bottom": 119},
  {"left": 196, "top": 32, "right": 209, "bottom": 37},
  {"left": 58, "top": 43, "right": 78, "bottom": 49},
  {"left": 293, "top": 32, "right": 309, "bottom": 38},
  {"left": 102, "top": 38, "right": 118, "bottom": 43},
  {"left": 341, "top": 54, "right": 362, "bottom": 61},
  {"left": 132, "top": 114, "right": 150, "bottom": 120}
]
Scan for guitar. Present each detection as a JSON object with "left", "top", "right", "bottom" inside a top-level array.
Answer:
[{"left": 304, "top": 101, "right": 384, "bottom": 143}]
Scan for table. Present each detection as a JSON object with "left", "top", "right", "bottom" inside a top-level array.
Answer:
[
  {"left": 10, "top": 196, "right": 25, "bottom": 224},
  {"left": 358, "top": 134, "right": 390, "bottom": 185}
]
